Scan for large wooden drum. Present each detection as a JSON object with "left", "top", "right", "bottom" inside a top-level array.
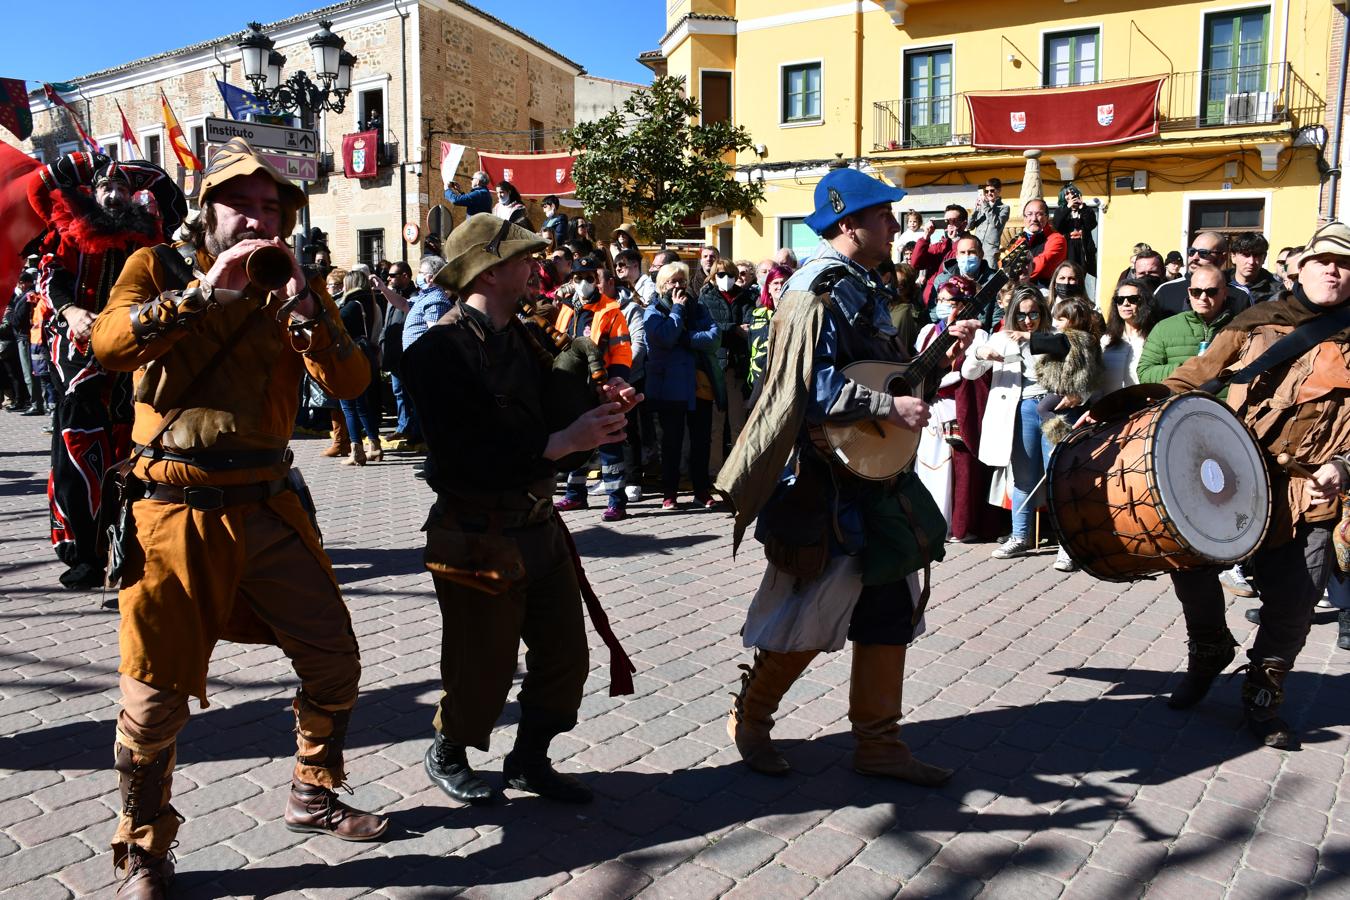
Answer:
[{"left": 1047, "top": 390, "right": 1271, "bottom": 582}]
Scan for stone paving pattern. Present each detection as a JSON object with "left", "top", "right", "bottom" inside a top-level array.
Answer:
[{"left": 3, "top": 411, "right": 1350, "bottom": 899}]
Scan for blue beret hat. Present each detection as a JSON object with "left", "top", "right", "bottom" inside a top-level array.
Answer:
[{"left": 803, "top": 168, "right": 907, "bottom": 235}]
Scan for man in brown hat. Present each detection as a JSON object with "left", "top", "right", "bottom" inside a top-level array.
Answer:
[
  {"left": 91, "top": 138, "right": 388, "bottom": 899},
  {"left": 401, "top": 213, "right": 640, "bottom": 807},
  {"left": 1160, "top": 221, "right": 1350, "bottom": 749}
]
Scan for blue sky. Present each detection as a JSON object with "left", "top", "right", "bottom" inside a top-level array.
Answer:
[{"left": 0, "top": 1, "right": 664, "bottom": 85}]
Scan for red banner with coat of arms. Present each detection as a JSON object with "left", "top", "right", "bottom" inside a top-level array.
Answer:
[
  {"left": 342, "top": 130, "right": 379, "bottom": 179},
  {"left": 477, "top": 150, "right": 577, "bottom": 196},
  {"left": 966, "top": 77, "right": 1165, "bottom": 150}
]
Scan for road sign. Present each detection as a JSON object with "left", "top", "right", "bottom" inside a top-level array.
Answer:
[
  {"left": 205, "top": 116, "right": 318, "bottom": 157},
  {"left": 261, "top": 151, "right": 319, "bottom": 183}
]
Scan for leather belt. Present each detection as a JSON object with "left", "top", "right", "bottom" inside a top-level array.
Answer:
[
  {"left": 143, "top": 478, "right": 289, "bottom": 511},
  {"left": 135, "top": 444, "right": 290, "bottom": 471}
]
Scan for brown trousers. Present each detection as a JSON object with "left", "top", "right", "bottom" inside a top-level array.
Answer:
[
  {"left": 431, "top": 516, "right": 589, "bottom": 750},
  {"left": 113, "top": 498, "right": 361, "bottom": 856}
]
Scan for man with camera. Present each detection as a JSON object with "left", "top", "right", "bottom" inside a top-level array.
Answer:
[
  {"left": 911, "top": 204, "right": 969, "bottom": 304},
  {"left": 969, "top": 178, "right": 1008, "bottom": 266},
  {"left": 92, "top": 138, "right": 387, "bottom": 899}
]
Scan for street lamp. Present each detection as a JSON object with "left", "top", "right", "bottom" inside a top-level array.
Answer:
[{"left": 237, "top": 20, "right": 355, "bottom": 123}]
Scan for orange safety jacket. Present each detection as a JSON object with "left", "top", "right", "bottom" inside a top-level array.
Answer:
[{"left": 554, "top": 295, "right": 633, "bottom": 378}]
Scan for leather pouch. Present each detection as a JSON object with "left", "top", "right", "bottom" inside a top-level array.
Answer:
[
  {"left": 755, "top": 463, "right": 830, "bottom": 583},
  {"left": 423, "top": 520, "right": 527, "bottom": 596}
]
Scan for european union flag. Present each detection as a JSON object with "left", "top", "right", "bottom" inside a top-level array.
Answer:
[{"left": 216, "top": 80, "right": 271, "bottom": 120}]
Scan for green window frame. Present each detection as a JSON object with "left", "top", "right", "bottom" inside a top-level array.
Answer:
[
  {"left": 782, "top": 63, "right": 822, "bottom": 123},
  {"left": 1201, "top": 7, "right": 1270, "bottom": 125},
  {"left": 1043, "top": 29, "right": 1100, "bottom": 88},
  {"left": 904, "top": 47, "right": 952, "bottom": 147}
]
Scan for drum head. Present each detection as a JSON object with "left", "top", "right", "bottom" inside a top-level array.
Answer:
[{"left": 1152, "top": 394, "right": 1269, "bottom": 562}]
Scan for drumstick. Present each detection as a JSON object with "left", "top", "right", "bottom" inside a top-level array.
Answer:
[{"left": 1276, "top": 452, "right": 1317, "bottom": 479}]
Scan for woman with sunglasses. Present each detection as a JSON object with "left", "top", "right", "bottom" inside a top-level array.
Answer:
[
  {"left": 962, "top": 286, "right": 1057, "bottom": 559},
  {"left": 1100, "top": 278, "right": 1157, "bottom": 392}
]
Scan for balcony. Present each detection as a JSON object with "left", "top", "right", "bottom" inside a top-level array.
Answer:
[{"left": 872, "top": 62, "right": 1323, "bottom": 152}]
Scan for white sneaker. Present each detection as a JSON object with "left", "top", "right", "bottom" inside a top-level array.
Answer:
[
  {"left": 624, "top": 485, "right": 643, "bottom": 503},
  {"left": 1053, "top": 546, "right": 1078, "bottom": 572},
  {"left": 1219, "top": 567, "right": 1257, "bottom": 598},
  {"left": 1317, "top": 590, "right": 1334, "bottom": 609},
  {"left": 992, "top": 537, "right": 1033, "bottom": 559}
]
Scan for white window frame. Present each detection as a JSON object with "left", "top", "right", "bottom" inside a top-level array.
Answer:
[
  {"left": 97, "top": 135, "right": 121, "bottom": 159},
  {"left": 30, "top": 148, "right": 46, "bottom": 164},
  {"left": 140, "top": 128, "right": 165, "bottom": 168},
  {"left": 352, "top": 75, "right": 391, "bottom": 134},
  {"left": 56, "top": 141, "right": 80, "bottom": 158},
  {"left": 184, "top": 116, "right": 208, "bottom": 167},
  {"left": 1039, "top": 24, "right": 1103, "bottom": 88},
  {"left": 778, "top": 59, "right": 824, "bottom": 128},
  {"left": 698, "top": 68, "right": 734, "bottom": 126}
]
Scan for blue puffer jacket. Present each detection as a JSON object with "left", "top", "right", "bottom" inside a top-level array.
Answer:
[{"left": 643, "top": 293, "right": 722, "bottom": 411}]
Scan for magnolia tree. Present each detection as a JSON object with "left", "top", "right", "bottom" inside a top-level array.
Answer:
[{"left": 562, "top": 76, "right": 764, "bottom": 246}]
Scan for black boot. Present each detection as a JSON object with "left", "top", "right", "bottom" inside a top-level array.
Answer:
[
  {"left": 502, "top": 708, "right": 592, "bottom": 804},
  {"left": 1168, "top": 627, "right": 1238, "bottom": 710},
  {"left": 1339, "top": 611, "right": 1350, "bottom": 651},
  {"left": 1241, "top": 658, "right": 1294, "bottom": 749},
  {"left": 424, "top": 732, "right": 494, "bottom": 804}
]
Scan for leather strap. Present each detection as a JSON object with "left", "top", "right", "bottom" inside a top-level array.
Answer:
[
  {"left": 142, "top": 478, "right": 289, "bottom": 511},
  {"left": 134, "top": 444, "right": 289, "bottom": 471},
  {"left": 552, "top": 510, "right": 636, "bottom": 696},
  {"left": 1199, "top": 302, "right": 1350, "bottom": 394}
]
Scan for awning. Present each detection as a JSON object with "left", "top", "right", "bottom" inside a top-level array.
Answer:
[{"left": 967, "top": 77, "right": 1165, "bottom": 150}]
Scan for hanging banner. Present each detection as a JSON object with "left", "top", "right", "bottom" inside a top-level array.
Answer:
[
  {"left": 967, "top": 77, "right": 1165, "bottom": 150},
  {"left": 477, "top": 150, "right": 577, "bottom": 197},
  {"left": 342, "top": 130, "right": 379, "bottom": 179},
  {"left": 440, "top": 141, "right": 466, "bottom": 190}
]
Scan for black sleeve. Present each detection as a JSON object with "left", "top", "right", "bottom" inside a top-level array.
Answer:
[{"left": 1029, "top": 331, "right": 1070, "bottom": 359}]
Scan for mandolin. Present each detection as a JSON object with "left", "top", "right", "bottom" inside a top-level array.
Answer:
[{"left": 813, "top": 238, "right": 1030, "bottom": 480}]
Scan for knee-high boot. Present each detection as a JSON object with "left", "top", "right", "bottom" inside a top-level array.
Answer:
[
  {"left": 849, "top": 644, "right": 952, "bottom": 786},
  {"left": 322, "top": 409, "right": 350, "bottom": 458},
  {"left": 111, "top": 742, "right": 179, "bottom": 899},
  {"left": 285, "top": 690, "right": 389, "bottom": 841},
  {"left": 726, "top": 649, "right": 818, "bottom": 775}
]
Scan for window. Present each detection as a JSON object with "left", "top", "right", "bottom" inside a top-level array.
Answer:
[
  {"left": 100, "top": 139, "right": 120, "bottom": 161},
  {"left": 778, "top": 217, "right": 817, "bottom": 259},
  {"left": 358, "top": 87, "right": 385, "bottom": 138},
  {"left": 528, "top": 118, "right": 544, "bottom": 153},
  {"left": 1188, "top": 198, "right": 1264, "bottom": 243},
  {"left": 144, "top": 134, "right": 162, "bottom": 168},
  {"left": 357, "top": 229, "right": 385, "bottom": 269},
  {"left": 701, "top": 71, "right": 732, "bottom": 125},
  {"left": 56, "top": 141, "right": 79, "bottom": 158},
  {"left": 190, "top": 125, "right": 206, "bottom": 165},
  {"left": 1202, "top": 7, "right": 1270, "bottom": 125},
  {"left": 781, "top": 62, "right": 821, "bottom": 124},
  {"left": 1044, "top": 29, "right": 1099, "bottom": 87},
  {"left": 904, "top": 47, "right": 952, "bottom": 147},
  {"left": 30, "top": 149, "right": 45, "bottom": 164}
]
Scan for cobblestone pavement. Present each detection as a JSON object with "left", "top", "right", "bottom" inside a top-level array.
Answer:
[{"left": 3, "top": 410, "right": 1350, "bottom": 900}]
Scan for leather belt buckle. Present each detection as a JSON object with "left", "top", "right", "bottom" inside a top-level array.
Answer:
[{"left": 182, "top": 486, "right": 226, "bottom": 511}]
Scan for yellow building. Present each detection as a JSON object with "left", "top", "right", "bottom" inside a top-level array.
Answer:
[{"left": 651, "top": 0, "right": 1346, "bottom": 303}]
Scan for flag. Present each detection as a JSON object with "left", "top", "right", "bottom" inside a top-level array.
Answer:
[
  {"left": 117, "top": 102, "right": 142, "bottom": 157},
  {"left": 42, "top": 83, "right": 101, "bottom": 153},
  {"left": 440, "top": 141, "right": 466, "bottom": 191},
  {"left": 160, "top": 91, "right": 201, "bottom": 172},
  {"left": 0, "top": 141, "right": 46, "bottom": 294},
  {"left": 0, "top": 78, "right": 32, "bottom": 141},
  {"left": 477, "top": 150, "right": 577, "bottom": 196},
  {"left": 343, "top": 130, "right": 379, "bottom": 179},
  {"left": 215, "top": 80, "right": 270, "bottom": 120}
]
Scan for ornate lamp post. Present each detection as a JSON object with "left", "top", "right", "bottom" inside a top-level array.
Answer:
[{"left": 237, "top": 20, "right": 356, "bottom": 125}]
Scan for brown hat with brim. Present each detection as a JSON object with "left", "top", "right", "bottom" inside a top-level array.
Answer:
[
  {"left": 1297, "top": 221, "right": 1350, "bottom": 266},
  {"left": 436, "top": 213, "right": 547, "bottom": 292},
  {"left": 199, "top": 137, "right": 307, "bottom": 237}
]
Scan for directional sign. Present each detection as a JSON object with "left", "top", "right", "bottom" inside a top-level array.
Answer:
[
  {"left": 260, "top": 151, "right": 319, "bottom": 183},
  {"left": 204, "top": 116, "right": 319, "bottom": 157}
]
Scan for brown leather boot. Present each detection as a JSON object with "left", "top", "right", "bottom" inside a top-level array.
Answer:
[
  {"left": 366, "top": 435, "right": 383, "bottom": 462},
  {"left": 284, "top": 777, "right": 389, "bottom": 840},
  {"left": 726, "top": 649, "right": 817, "bottom": 775},
  {"left": 1241, "top": 658, "right": 1294, "bottom": 749},
  {"left": 1168, "top": 627, "right": 1238, "bottom": 710},
  {"left": 321, "top": 411, "right": 350, "bottom": 458},
  {"left": 849, "top": 644, "right": 952, "bottom": 786},
  {"left": 116, "top": 846, "right": 174, "bottom": 899},
  {"left": 111, "top": 743, "right": 180, "bottom": 898}
]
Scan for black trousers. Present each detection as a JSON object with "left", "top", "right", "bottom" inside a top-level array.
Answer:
[
  {"left": 656, "top": 398, "right": 712, "bottom": 499},
  {"left": 1171, "top": 521, "right": 1334, "bottom": 666},
  {"left": 49, "top": 385, "right": 129, "bottom": 568},
  {"left": 431, "top": 515, "right": 589, "bottom": 751},
  {"left": 848, "top": 577, "right": 919, "bottom": 646}
]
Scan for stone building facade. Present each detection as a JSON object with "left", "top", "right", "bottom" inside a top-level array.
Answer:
[{"left": 2, "top": 0, "right": 582, "bottom": 268}]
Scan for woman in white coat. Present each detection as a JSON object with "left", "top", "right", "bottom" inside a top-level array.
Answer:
[{"left": 961, "top": 286, "right": 1056, "bottom": 559}]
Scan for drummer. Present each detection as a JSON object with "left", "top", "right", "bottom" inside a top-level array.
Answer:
[{"left": 1158, "top": 222, "right": 1350, "bottom": 749}]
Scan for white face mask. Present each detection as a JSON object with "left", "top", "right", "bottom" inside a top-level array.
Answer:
[
  {"left": 715, "top": 274, "right": 733, "bottom": 292},
  {"left": 575, "top": 279, "right": 597, "bottom": 301},
  {"left": 415, "top": 275, "right": 428, "bottom": 289}
]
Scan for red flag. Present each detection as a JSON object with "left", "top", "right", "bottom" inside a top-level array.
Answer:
[
  {"left": 966, "top": 77, "right": 1165, "bottom": 150},
  {"left": 0, "top": 141, "right": 45, "bottom": 293},
  {"left": 160, "top": 91, "right": 201, "bottom": 172},
  {"left": 342, "top": 130, "right": 379, "bottom": 179},
  {"left": 42, "top": 83, "right": 102, "bottom": 154},
  {"left": 117, "top": 102, "right": 142, "bottom": 157},
  {"left": 477, "top": 151, "right": 577, "bottom": 196},
  {"left": 0, "top": 78, "right": 32, "bottom": 141}
]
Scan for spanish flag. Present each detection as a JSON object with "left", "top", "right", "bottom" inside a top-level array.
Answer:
[{"left": 160, "top": 90, "right": 201, "bottom": 172}]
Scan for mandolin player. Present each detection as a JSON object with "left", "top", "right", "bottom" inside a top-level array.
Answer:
[{"left": 716, "top": 167, "right": 978, "bottom": 786}]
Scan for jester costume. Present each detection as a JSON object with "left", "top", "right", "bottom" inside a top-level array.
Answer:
[{"left": 27, "top": 152, "right": 185, "bottom": 590}]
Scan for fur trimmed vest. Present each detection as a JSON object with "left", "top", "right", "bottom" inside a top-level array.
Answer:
[{"left": 1034, "top": 328, "right": 1105, "bottom": 444}]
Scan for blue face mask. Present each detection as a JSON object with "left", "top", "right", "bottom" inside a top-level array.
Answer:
[
  {"left": 933, "top": 302, "right": 954, "bottom": 322},
  {"left": 956, "top": 254, "right": 980, "bottom": 276}
]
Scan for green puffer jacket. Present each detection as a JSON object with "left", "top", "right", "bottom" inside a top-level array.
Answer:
[{"left": 1136, "top": 308, "right": 1234, "bottom": 383}]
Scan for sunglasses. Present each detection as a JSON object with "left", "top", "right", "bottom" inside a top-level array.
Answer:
[
  {"left": 1014, "top": 310, "right": 1041, "bottom": 319},
  {"left": 1113, "top": 295, "right": 1141, "bottom": 305},
  {"left": 1187, "top": 247, "right": 1221, "bottom": 259},
  {"left": 1188, "top": 286, "right": 1222, "bottom": 299}
]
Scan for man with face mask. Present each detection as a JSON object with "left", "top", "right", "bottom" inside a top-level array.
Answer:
[
  {"left": 930, "top": 235, "right": 1003, "bottom": 331},
  {"left": 554, "top": 256, "right": 634, "bottom": 520}
]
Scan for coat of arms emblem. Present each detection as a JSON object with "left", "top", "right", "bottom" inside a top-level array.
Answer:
[
  {"left": 555, "top": 168, "right": 567, "bottom": 184},
  {"left": 1097, "top": 104, "right": 1115, "bottom": 126},
  {"left": 503, "top": 168, "right": 514, "bottom": 182},
  {"left": 352, "top": 138, "right": 367, "bottom": 173},
  {"left": 1010, "top": 111, "right": 1026, "bottom": 133}
]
